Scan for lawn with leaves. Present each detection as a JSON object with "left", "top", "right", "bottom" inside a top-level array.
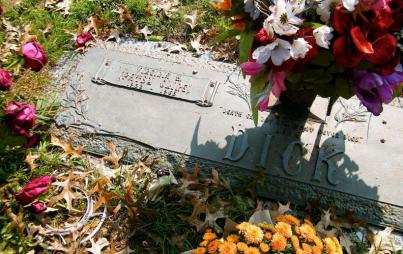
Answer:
[{"left": 0, "top": 1, "right": 399, "bottom": 254}]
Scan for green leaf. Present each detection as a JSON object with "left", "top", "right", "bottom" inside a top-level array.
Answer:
[
  {"left": 302, "top": 69, "right": 324, "bottom": 83},
  {"left": 335, "top": 75, "right": 354, "bottom": 99},
  {"left": 311, "top": 50, "right": 334, "bottom": 67},
  {"left": 148, "top": 35, "right": 164, "bottom": 42},
  {"left": 250, "top": 70, "right": 268, "bottom": 126},
  {"left": 209, "top": 29, "right": 240, "bottom": 45},
  {"left": 303, "top": 22, "right": 323, "bottom": 29},
  {"left": 392, "top": 83, "right": 403, "bottom": 98},
  {"left": 286, "top": 72, "right": 302, "bottom": 84},
  {"left": 239, "top": 30, "right": 256, "bottom": 63}
]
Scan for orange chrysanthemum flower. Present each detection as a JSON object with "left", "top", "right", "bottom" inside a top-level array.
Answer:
[
  {"left": 208, "top": 239, "right": 221, "bottom": 254},
  {"left": 291, "top": 235, "right": 300, "bottom": 250},
  {"left": 203, "top": 232, "right": 217, "bottom": 241},
  {"left": 298, "top": 223, "right": 316, "bottom": 241},
  {"left": 276, "top": 214, "right": 300, "bottom": 226},
  {"left": 218, "top": 241, "right": 237, "bottom": 254},
  {"left": 275, "top": 222, "right": 293, "bottom": 238},
  {"left": 236, "top": 242, "right": 248, "bottom": 252},
  {"left": 200, "top": 240, "right": 209, "bottom": 247},
  {"left": 212, "top": 0, "right": 231, "bottom": 11},
  {"left": 312, "top": 245, "right": 322, "bottom": 254},
  {"left": 270, "top": 233, "right": 287, "bottom": 251},
  {"left": 302, "top": 243, "right": 313, "bottom": 253},
  {"left": 312, "top": 235, "right": 323, "bottom": 250},
  {"left": 244, "top": 247, "right": 260, "bottom": 254},
  {"left": 259, "top": 242, "right": 270, "bottom": 252},
  {"left": 264, "top": 232, "right": 272, "bottom": 240},
  {"left": 193, "top": 247, "right": 206, "bottom": 254},
  {"left": 324, "top": 237, "right": 343, "bottom": 254},
  {"left": 226, "top": 234, "right": 239, "bottom": 243},
  {"left": 237, "top": 222, "right": 264, "bottom": 244},
  {"left": 259, "top": 223, "right": 277, "bottom": 233}
]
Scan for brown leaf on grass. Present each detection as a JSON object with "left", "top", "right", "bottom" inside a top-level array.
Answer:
[
  {"left": 86, "top": 238, "right": 110, "bottom": 254},
  {"left": 84, "top": 16, "right": 108, "bottom": 37},
  {"left": 50, "top": 170, "right": 82, "bottom": 211},
  {"left": 51, "top": 134, "right": 83, "bottom": 158},
  {"left": 178, "top": 164, "right": 200, "bottom": 181},
  {"left": 184, "top": 10, "right": 199, "bottom": 30},
  {"left": 24, "top": 152, "right": 39, "bottom": 171},
  {"left": 115, "top": 5, "right": 134, "bottom": 26},
  {"left": 89, "top": 177, "right": 112, "bottom": 195},
  {"left": 339, "top": 232, "right": 354, "bottom": 254},
  {"left": 368, "top": 227, "right": 395, "bottom": 254},
  {"left": 4, "top": 204, "right": 25, "bottom": 233},
  {"left": 101, "top": 142, "right": 123, "bottom": 169}
]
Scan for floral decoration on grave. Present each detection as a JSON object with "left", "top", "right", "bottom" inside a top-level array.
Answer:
[{"left": 211, "top": 0, "right": 403, "bottom": 124}]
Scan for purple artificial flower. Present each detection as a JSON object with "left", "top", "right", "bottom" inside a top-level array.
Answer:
[
  {"left": 0, "top": 67, "right": 12, "bottom": 91},
  {"left": 31, "top": 202, "right": 47, "bottom": 214},
  {"left": 353, "top": 66, "right": 403, "bottom": 116}
]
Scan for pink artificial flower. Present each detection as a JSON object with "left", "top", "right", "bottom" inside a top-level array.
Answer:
[
  {"left": 240, "top": 61, "right": 266, "bottom": 76},
  {"left": 0, "top": 67, "right": 12, "bottom": 91},
  {"left": 361, "top": 0, "right": 387, "bottom": 11},
  {"left": 75, "top": 32, "right": 94, "bottom": 47},
  {"left": 30, "top": 202, "right": 47, "bottom": 214},
  {"left": 4, "top": 101, "right": 36, "bottom": 138},
  {"left": 257, "top": 71, "right": 286, "bottom": 111},
  {"left": 15, "top": 176, "right": 52, "bottom": 205},
  {"left": 0, "top": 5, "right": 3, "bottom": 16},
  {"left": 21, "top": 41, "right": 48, "bottom": 72}
]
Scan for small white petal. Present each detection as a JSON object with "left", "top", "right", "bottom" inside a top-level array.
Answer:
[
  {"left": 290, "top": 38, "right": 312, "bottom": 60},
  {"left": 253, "top": 45, "right": 272, "bottom": 64},
  {"left": 342, "top": 0, "right": 359, "bottom": 11},
  {"left": 313, "top": 25, "right": 334, "bottom": 49}
]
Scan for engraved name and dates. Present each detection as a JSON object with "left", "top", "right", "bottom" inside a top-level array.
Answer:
[{"left": 93, "top": 60, "right": 219, "bottom": 106}]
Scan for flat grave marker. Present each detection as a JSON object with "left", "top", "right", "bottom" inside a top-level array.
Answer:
[{"left": 56, "top": 41, "right": 403, "bottom": 229}]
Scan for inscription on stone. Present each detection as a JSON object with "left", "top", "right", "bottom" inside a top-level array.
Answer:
[{"left": 92, "top": 60, "right": 219, "bottom": 106}]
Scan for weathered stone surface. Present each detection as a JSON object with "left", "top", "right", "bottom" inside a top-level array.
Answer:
[{"left": 55, "top": 41, "right": 403, "bottom": 230}]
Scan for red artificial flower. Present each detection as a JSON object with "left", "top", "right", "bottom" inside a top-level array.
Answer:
[
  {"left": 15, "top": 176, "right": 52, "bottom": 205},
  {"left": 331, "top": 5, "right": 398, "bottom": 74},
  {"left": 254, "top": 28, "right": 274, "bottom": 45},
  {"left": 21, "top": 41, "right": 48, "bottom": 72}
]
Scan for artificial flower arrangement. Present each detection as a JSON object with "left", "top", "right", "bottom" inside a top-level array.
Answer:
[
  {"left": 211, "top": 0, "right": 402, "bottom": 124},
  {"left": 192, "top": 215, "right": 342, "bottom": 254}
]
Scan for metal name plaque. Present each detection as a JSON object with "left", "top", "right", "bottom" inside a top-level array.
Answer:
[
  {"left": 56, "top": 42, "right": 403, "bottom": 230},
  {"left": 92, "top": 60, "right": 219, "bottom": 106}
]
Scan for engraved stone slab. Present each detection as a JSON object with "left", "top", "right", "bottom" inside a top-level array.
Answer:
[{"left": 56, "top": 41, "right": 403, "bottom": 230}]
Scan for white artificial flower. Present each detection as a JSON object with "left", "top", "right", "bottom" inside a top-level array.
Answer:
[
  {"left": 342, "top": 0, "right": 359, "bottom": 11},
  {"left": 252, "top": 38, "right": 291, "bottom": 65},
  {"left": 263, "top": 18, "right": 274, "bottom": 39},
  {"left": 313, "top": 25, "right": 334, "bottom": 49},
  {"left": 290, "top": 38, "right": 312, "bottom": 59},
  {"left": 316, "top": 0, "right": 340, "bottom": 22},
  {"left": 289, "top": 0, "right": 307, "bottom": 14},
  {"left": 244, "top": 0, "right": 261, "bottom": 20},
  {"left": 268, "top": 0, "right": 303, "bottom": 35}
]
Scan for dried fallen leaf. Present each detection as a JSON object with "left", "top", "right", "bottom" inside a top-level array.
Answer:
[
  {"left": 84, "top": 16, "right": 108, "bottom": 37},
  {"left": 51, "top": 134, "right": 83, "bottom": 158},
  {"left": 101, "top": 142, "right": 122, "bottom": 169},
  {"left": 369, "top": 227, "right": 395, "bottom": 254},
  {"left": 50, "top": 171, "right": 82, "bottom": 210},
  {"left": 24, "top": 152, "right": 39, "bottom": 171},
  {"left": 115, "top": 5, "right": 134, "bottom": 27},
  {"left": 86, "top": 238, "right": 110, "bottom": 254},
  {"left": 339, "top": 232, "right": 354, "bottom": 254},
  {"left": 190, "top": 35, "right": 202, "bottom": 54},
  {"left": 184, "top": 10, "right": 199, "bottom": 30},
  {"left": 139, "top": 26, "right": 152, "bottom": 40}
]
